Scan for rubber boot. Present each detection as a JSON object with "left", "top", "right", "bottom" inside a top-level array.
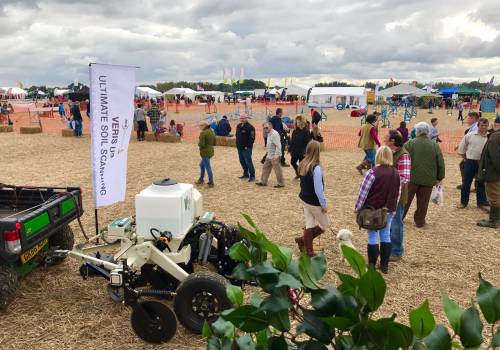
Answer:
[
  {"left": 303, "top": 228, "right": 316, "bottom": 257},
  {"left": 379, "top": 242, "right": 392, "bottom": 274},
  {"left": 367, "top": 244, "right": 379, "bottom": 268},
  {"left": 356, "top": 160, "right": 367, "bottom": 175},
  {"left": 311, "top": 226, "right": 324, "bottom": 239},
  {"left": 295, "top": 229, "right": 306, "bottom": 252},
  {"left": 477, "top": 206, "right": 500, "bottom": 228}
]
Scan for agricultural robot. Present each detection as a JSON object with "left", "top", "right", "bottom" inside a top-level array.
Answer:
[{"left": 57, "top": 178, "right": 247, "bottom": 344}]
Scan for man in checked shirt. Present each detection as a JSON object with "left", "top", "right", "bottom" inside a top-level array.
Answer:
[{"left": 384, "top": 130, "right": 411, "bottom": 261}]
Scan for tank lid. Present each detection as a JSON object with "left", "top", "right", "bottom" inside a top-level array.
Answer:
[{"left": 153, "top": 178, "right": 178, "bottom": 186}]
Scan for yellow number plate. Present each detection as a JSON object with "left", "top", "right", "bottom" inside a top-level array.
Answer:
[{"left": 20, "top": 238, "right": 48, "bottom": 263}]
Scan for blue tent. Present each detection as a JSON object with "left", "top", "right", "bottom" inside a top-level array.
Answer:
[{"left": 438, "top": 87, "right": 460, "bottom": 98}]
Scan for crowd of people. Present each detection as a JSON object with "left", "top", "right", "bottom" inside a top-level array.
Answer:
[{"left": 192, "top": 107, "right": 499, "bottom": 275}]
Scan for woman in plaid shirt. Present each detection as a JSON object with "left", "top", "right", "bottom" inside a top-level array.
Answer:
[{"left": 355, "top": 146, "right": 401, "bottom": 274}]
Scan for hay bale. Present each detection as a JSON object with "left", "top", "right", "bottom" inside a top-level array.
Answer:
[
  {"left": 215, "top": 136, "right": 236, "bottom": 147},
  {"left": 144, "top": 132, "right": 156, "bottom": 142},
  {"left": 157, "top": 133, "right": 181, "bottom": 143},
  {"left": 20, "top": 126, "right": 42, "bottom": 134},
  {"left": 0, "top": 125, "right": 13, "bottom": 133},
  {"left": 62, "top": 128, "right": 74, "bottom": 137}
]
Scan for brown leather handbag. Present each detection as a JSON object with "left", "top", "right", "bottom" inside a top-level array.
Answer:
[{"left": 356, "top": 206, "right": 388, "bottom": 230}]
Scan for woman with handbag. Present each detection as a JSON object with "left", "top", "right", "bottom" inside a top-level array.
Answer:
[
  {"left": 354, "top": 146, "right": 400, "bottom": 273},
  {"left": 295, "top": 140, "right": 328, "bottom": 257}
]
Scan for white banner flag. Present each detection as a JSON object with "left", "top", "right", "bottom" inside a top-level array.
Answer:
[{"left": 89, "top": 63, "right": 136, "bottom": 208}]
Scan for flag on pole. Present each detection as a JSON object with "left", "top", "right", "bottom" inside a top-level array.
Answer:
[
  {"left": 490, "top": 76, "right": 494, "bottom": 85},
  {"left": 196, "top": 84, "right": 204, "bottom": 91},
  {"left": 239, "top": 67, "right": 244, "bottom": 84},
  {"left": 267, "top": 78, "right": 271, "bottom": 88},
  {"left": 224, "top": 68, "right": 231, "bottom": 84},
  {"left": 375, "top": 81, "right": 380, "bottom": 96},
  {"left": 89, "top": 63, "right": 136, "bottom": 208},
  {"left": 284, "top": 77, "right": 288, "bottom": 88},
  {"left": 222, "top": 68, "right": 227, "bottom": 84}
]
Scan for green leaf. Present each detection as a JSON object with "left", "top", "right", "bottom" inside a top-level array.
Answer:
[
  {"left": 423, "top": 324, "right": 452, "bottom": 350},
  {"left": 235, "top": 335, "right": 256, "bottom": 350},
  {"left": 286, "top": 260, "right": 301, "bottom": 279},
  {"left": 221, "top": 305, "right": 268, "bottom": 332},
  {"left": 229, "top": 241, "right": 251, "bottom": 262},
  {"left": 335, "top": 271, "right": 359, "bottom": 296},
  {"left": 268, "top": 336, "right": 289, "bottom": 350},
  {"left": 358, "top": 267, "right": 386, "bottom": 312},
  {"left": 311, "top": 286, "right": 346, "bottom": 317},
  {"left": 237, "top": 222, "right": 258, "bottom": 243},
  {"left": 250, "top": 292, "right": 263, "bottom": 308},
  {"left": 297, "top": 309, "right": 333, "bottom": 345},
  {"left": 442, "top": 294, "right": 463, "bottom": 334},
  {"left": 299, "top": 254, "right": 321, "bottom": 290},
  {"left": 241, "top": 213, "right": 258, "bottom": 229},
  {"left": 410, "top": 300, "right": 436, "bottom": 339},
  {"left": 458, "top": 306, "right": 483, "bottom": 349},
  {"left": 268, "top": 309, "right": 291, "bottom": 332},
  {"left": 492, "top": 330, "right": 500, "bottom": 347},
  {"left": 262, "top": 235, "right": 292, "bottom": 271},
  {"left": 310, "top": 252, "right": 327, "bottom": 280},
  {"left": 226, "top": 284, "right": 243, "bottom": 307},
  {"left": 275, "top": 272, "right": 303, "bottom": 289},
  {"left": 251, "top": 261, "right": 280, "bottom": 275},
  {"left": 476, "top": 274, "right": 500, "bottom": 324},
  {"left": 221, "top": 338, "right": 234, "bottom": 350},
  {"left": 210, "top": 317, "right": 235, "bottom": 338},
  {"left": 260, "top": 288, "right": 292, "bottom": 313},
  {"left": 257, "top": 273, "right": 279, "bottom": 293},
  {"left": 319, "top": 316, "right": 356, "bottom": 331},
  {"left": 202, "top": 320, "right": 213, "bottom": 337},
  {"left": 298, "top": 340, "right": 328, "bottom": 349},
  {"left": 256, "top": 329, "right": 270, "bottom": 348},
  {"left": 341, "top": 244, "right": 366, "bottom": 277},
  {"left": 382, "top": 321, "right": 414, "bottom": 350},
  {"left": 207, "top": 336, "right": 221, "bottom": 350},
  {"left": 228, "top": 263, "right": 253, "bottom": 281}
]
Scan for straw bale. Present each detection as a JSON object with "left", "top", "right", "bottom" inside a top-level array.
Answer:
[
  {"left": 215, "top": 136, "right": 236, "bottom": 147},
  {"left": 20, "top": 126, "right": 42, "bottom": 134},
  {"left": 61, "top": 128, "right": 74, "bottom": 137},
  {"left": 157, "top": 133, "right": 181, "bottom": 143},
  {"left": 144, "top": 132, "right": 157, "bottom": 141},
  {"left": 0, "top": 125, "right": 13, "bottom": 132}
]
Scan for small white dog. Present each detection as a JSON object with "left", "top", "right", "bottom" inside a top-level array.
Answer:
[{"left": 336, "top": 229, "right": 357, "bottom": 263}]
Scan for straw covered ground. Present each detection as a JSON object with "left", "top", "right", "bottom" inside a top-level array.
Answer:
[{"left": 0, "top": 131, "right": 498, "bottom": 350}]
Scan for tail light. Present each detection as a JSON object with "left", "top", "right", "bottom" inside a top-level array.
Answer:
[{"left": 4, "top": 223, "right": 21, "bottom": 254}]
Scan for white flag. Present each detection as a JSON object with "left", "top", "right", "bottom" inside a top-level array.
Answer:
[{"left": 89, "top": 63, "right": 136, "bottom": 208}]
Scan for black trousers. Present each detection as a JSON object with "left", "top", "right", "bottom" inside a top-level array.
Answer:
[
  {"left": 291, "top": 155, "right": 304, "bottom": 175},
  {"left": 136, "top": 120, "right": 147, "bottom": 140}
]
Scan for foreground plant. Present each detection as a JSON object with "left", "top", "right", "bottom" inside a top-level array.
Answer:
[{"left": 203, "top": 214, "right": 500, "bottom": 350}]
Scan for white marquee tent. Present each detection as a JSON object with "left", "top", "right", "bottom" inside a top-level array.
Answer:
[
  {"left": 286, "top": 83, "right": 311, "bottom": 97},
  {"left": 0, "top": 87, "right": 28, "bottom": 98},
  {"left": 308, "top": 87, "right": 367, "bottom": 108},
  {"left": 54, "top": 88, "right": 70, "bottom": 96},
  {"left": 163, "top": 87, "right": 196, "bottom": 100},
  {"left": 378, "top": 84, "right": 426, "bottom": 97},
  {"left": 135, "top": 86, "right": 162, "bottom": 98}
]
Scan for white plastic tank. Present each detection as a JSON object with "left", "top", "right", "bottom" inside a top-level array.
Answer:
[{"left": 135, "top": 179, "right": 195, "bottom": 239}]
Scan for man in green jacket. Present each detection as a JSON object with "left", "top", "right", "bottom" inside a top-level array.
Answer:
[
  {"left": 403, "top": 122, "right": 445, "bottom": 227},
  {"left": 477, "top": 116, "right": 500, "bottom": 228},
  {"left": 196, "top": 121, "right": 216, "bottom": 187}
]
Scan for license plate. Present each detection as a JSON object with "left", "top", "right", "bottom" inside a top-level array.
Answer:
[{"left": 20, "top": 238, "right": 48, "bottom": 263}]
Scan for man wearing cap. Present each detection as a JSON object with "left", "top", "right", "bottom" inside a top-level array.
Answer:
[
  {"left": 477, "top": 116, "right": 500, "bottom": 228},
  {"left": 235, "top": 115, "right": 256, "bottom": 181}
]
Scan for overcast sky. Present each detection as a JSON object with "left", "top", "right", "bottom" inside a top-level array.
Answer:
[{"left": 1, "top": 0, "right": 500, "bottom": 87}]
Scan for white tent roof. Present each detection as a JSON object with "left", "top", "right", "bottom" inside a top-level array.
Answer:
[
  {"left": 286, "top": 84, "right": 311, "bottom": 96},
  {"left": 310, "top": 87, "right": 366, "bottom": 96},
  {"left": 136, "top": 86, "right": 162, "bottom": 98},
  {"left": 54, "top": 88, "right": 70, "bottom": 96},
  {"left": 163, "top": 87, "right": 197, "bottom": 96},
  {"left": 0, "top": 87, "right": 28, "bottom": 95},
  {"left": 378, "top": 84, "right": 426, "bottom": 97},
  {"left": 37, "top": 90, "right": 46, "bottom": 95},
  {"left": 196, "top": 90, "right": 224, "bottom": 97}
]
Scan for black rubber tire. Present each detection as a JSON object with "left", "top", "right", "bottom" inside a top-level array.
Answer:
[
  {"left": 49, "top": 225, "right": 74, "bottom": 264},
  {"left": 131, "top": 301, "right": 177, "bottom": 344},
  {"left": 0, "top": 261, "right": 18, "bottom": 311},
  {"left": 173, "top": 271, "right": 232, "bottom": 333}
]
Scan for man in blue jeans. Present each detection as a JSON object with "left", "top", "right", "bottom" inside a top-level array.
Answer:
[
  {"left": 457, "top": 118, "right": 490, "bottom": 209},
  {"left": 235, "top": 115, "right": 256, "bottom": 181},
  {"left": 384, "top": 130, "right": 411, "bottom": 261},
  {"left": 70, "top": 101, "right": 83, "bottom": 137}
]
